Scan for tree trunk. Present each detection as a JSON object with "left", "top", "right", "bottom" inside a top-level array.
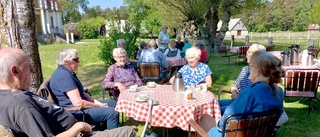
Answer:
[
  {"left": 205, "top": 0, "right": 220, "bottom": 52},
  {"left": 0, "top": 0, "right": 43, "bottom": 92},
  {"left": 218, "top": 1, "right": 232, "bottom": 48}
]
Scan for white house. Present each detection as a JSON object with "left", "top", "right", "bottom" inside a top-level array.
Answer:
[
  {"left": 33, "top": 0, "right": 64, "bottom": 42},
  {"left": 217, "top": 18, "right": 248, "bottom": 38}
]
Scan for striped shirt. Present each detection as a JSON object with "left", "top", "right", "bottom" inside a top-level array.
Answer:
[{"left": 231, "top": 66, "right": 253, "bottom": 91}]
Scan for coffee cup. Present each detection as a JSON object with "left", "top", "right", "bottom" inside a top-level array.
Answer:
[
  {"left": 147, "top": 82, "right": 156, "bottom": 88},
  {"left": 129, "top": 85, "right": 138, "bottom": 91},
  {"left": 199, "top": 84, "right": 207, "bottom": 92},
  {"left": 184, "top": 90, "right": 193, "bottom": 100}
]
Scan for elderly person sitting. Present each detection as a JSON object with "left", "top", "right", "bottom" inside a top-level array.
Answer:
[
  {"left": 181, "top": 37, "right": 192, "bottom": 58},
  {"left": 176, "top": 35, "right": 185, "bottom": 51},
  {"left": 169, "top": 47, "right": 212, "bottom": 88},
  {"left": 136, "top": 41, "right": 148, "bottom": 59},
  {"left": 195, "top": 40, "right": 209, "bottom": 63},
  {"left": 202, "top": 52, "right": 284, "bottom": 137},
  {"left": 163, "top": 40, "right": 181, "bottom": 58},
  {"left": 138, "top": 39, "right": 169, "bottom": 81},
  {"left": 218, "top": 44, "right": 266, "bottom": 114},
  {"left": 102, "top": 48, "right": 143, "bottom": 98},
  {"left": 116, "top": 39, "right": 138, "bottom": 64},
  {"left": 50, "top": 48, "right": 120, "bottom": 130}
]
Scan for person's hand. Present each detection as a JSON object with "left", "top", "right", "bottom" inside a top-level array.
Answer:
[
  {"left": 99, "top": 103, "right": 108, "bottom": 107},
  {"left": 116, "top": 82, "right": 126, "bottom": 92},
  {"left": 75, "top": 122, "right": 93, "bottom": 137},
  {"left": 231, "top": 90, "right": 238, "bottom": 99}
]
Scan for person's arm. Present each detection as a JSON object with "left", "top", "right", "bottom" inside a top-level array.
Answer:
[
  {"left": 66, "top": 89, "right": 101, "bottom": 109},
  {"left": 102, "top": 65, "right": 117, "bottom": 89},
  {"left": 158, "top": 32, "right": 169, "bottom": 44},
  {"left": 205, "top": 74, "right": 212, "bottom": 88},
  {"left": 176, "top": 49, "right": 181, "bottom": 58},
  {"left": 163, "top": 49, "right": 169, "bottom": 56},
  {"left": 230, "top": 67, "right": 248, "bottom": 99},
  {"left": 54, "top": 122, "right": 92, "bottom": 137}
]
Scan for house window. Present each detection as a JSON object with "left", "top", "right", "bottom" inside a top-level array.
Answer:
[
  {"left": 237, "top": 30, "right": 241, "bottom": 36},
  {"left": 50, "top": 16, "right": 54, "bottom": 29}
]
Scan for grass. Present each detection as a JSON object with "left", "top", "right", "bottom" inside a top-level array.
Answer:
[{"left": 39, "top": 38, "right": 320, "bottom": 137}]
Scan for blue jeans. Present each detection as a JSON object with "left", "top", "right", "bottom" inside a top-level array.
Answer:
[
  {"left": 72, "top": 99, "right": 119, "bottom": 129},
  {"left": 218, "top": 99, "right": 234, "bottom": 115}
]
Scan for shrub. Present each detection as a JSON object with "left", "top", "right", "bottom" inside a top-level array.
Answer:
[
  {"left": 76, "top": 17, "right": 105, "bottom": 39},
  {"left": 99, "top": 20, "right": 140, "bottom": 68}
]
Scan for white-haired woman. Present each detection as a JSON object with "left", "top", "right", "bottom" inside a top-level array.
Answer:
[
  {"left": 50, "top": 48, "right": 120, "bottom": 130},
  {"left": 158, "top": 24, "right": 170, "bottom": 53},
  {"left": 218, "top": 44, "right": 266, "bottom": 114},
  {"left": 102, "top": 48, "right": 143, "bottom": 98},
  {"left": 169, "top": 47, "right": 212, "bottom": 88}
]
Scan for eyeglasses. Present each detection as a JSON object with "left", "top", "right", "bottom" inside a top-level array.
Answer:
[
  {"left": 73, "top": 57, "right": 80, "bottom": 63},
  {"left": 114, "top": 56, "right": 126, "bottom": 59}
]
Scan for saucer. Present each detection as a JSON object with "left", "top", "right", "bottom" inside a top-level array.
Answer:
[
  {"left": 134, "top": 94, "right": 149, "bottom": 102},
  {"left": 128, "top": 88, "right": 139, "bottom": 92}
]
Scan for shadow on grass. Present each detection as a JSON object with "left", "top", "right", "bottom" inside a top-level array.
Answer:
[
  {"left": 76, "top": 62, "right": 108, "bottom": 99},
  {"left": 278, "top": 96, "right": 320, "bottom": 137}
]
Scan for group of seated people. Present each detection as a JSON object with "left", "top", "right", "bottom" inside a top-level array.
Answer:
[{"left": 0, "top": 40, "right": 286, "bottom": 137}]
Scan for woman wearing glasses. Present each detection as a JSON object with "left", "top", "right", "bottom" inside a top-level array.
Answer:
[
  {"left": 50, "top": 48, "right": 120, "bottom": 130},
  {"left": 102, "top": 48, "right": 143, "bottom": 98}
]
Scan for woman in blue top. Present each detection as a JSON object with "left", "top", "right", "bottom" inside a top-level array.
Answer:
[
  {"left": 158, "top": 24, "right": 170, "bottom": 53},
  {"left": 201, "top": 52, "right": 284, "bottom": 137},
  {"left": 169, "top": 47, "right": 212, "bottom": 88}
]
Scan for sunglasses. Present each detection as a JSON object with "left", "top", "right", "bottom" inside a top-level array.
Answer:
[{"left": 73, "top": 57, "right": 80, "bottom": 63}]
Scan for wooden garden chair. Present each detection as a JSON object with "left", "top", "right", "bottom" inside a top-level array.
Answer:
[
  {"left": 284, "top": 68, "right": 320, "bottom": 119},
  {"left": 188, "top": 108, "right": 281, "bottom": 137}
]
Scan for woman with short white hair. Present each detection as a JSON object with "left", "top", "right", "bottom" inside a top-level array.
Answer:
[
  {"left": 169, "top": 47, "right": 212, "bottom": 88},
  {"left": 102, "top": 48, "right": 143, "bottom": 98},
  {"left": 50, "top": 48, "right": 120, "bottom": 130}
]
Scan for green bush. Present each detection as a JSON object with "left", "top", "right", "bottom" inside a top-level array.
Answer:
[
  {"left": 99, "top": 20, "right": 140, "bottom": 68},
  {"left": 76, "top": 17, "right": 105, "bottom": 39}
]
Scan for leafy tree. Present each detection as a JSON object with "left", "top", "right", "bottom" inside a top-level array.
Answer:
[
  {"left": 0, "top": 0, "right": 43, "bottom": 92},
  {"left": 59, "top": 0, "right": 89, "bottom": 23},
  {"left": 292, "top": 0, "right": 311, "bottom": 31},
  {"left": 309, "top": 0, "right": 320, "bottom": 24},
  {"left": 76, "top": 17, "right": 105, "bottom": 39}
]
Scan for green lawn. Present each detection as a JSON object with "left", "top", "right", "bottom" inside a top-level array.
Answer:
[{"left": 39, "top": 39, "right": 320, "bottom": 137}]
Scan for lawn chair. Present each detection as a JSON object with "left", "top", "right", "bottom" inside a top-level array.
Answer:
[
  {"left": 220, "top": 45, "right": 236, "bottom": 65},
  {"left": 237, "top": 46, "right": 249, "bottom": 66},
  {"left": 284, "top": 68, "right": 320, "bottom": 119},
  {"left": 188, "top": 108, "right": 281, "bottom": 137},
  {"left": 138, "top": 62, "right": 166, "bottom": 84}
]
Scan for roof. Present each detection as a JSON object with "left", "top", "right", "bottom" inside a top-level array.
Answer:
[
  {"left": 217, "top": 18, "right": 248, "bottom": 31},
  {"left": 46, "top": 0, "right": 63, "bottom": 11},
  {"left": 308, "top": 24, "right": 320, "bottom": 30}
]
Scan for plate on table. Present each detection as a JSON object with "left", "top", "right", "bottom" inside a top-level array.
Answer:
[
  {"left": 128, "top": 88, "right": 139, "bottom": 92},
  {"left": 134, "top": 94, "right": 149, "bottom": 102}
]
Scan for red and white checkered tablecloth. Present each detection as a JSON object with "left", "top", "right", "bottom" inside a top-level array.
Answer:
[
  {"left": 166, "top": 57, "right": 187, "bottom": 67},
  {"left": 115, "top": 85, "right": 221, "bottom": 131}
]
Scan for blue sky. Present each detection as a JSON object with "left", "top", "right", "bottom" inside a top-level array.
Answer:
[{"left": 88, "top": 0, "right": 124, "bottom": 9}]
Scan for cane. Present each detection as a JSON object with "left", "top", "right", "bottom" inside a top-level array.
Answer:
[{"left": 141, "top": 100, "right": 158, "bottom": 137}]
